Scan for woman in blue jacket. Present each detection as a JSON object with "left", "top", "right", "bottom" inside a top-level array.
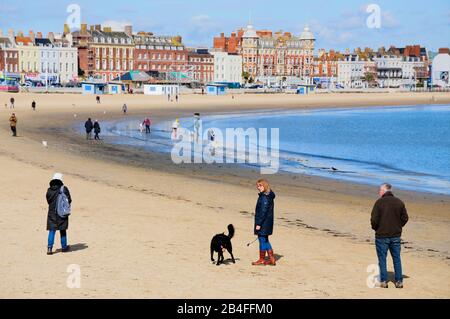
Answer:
[{"left": 252, "top": 179, "right": 276, "bottom": 266}]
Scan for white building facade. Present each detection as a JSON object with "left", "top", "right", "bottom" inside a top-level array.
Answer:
[
  {"left": 432, "top": 51, "right": 450, "bottom": 88},
  {"left": 337, "top": 54, "right": 376, "bottom": 88},
  {"left": 212, "top": 51, "right": 243, "bottom": 84},
  {"left": 36, "top": 36, "right": 78, "bottom": 84},
  {"left": 374, "top": 55, "right": 425, "bottom": 88}
]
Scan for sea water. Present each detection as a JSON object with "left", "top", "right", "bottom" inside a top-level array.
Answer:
[{"left": 95, "top": 105, "right": 450, "bottom": 195}]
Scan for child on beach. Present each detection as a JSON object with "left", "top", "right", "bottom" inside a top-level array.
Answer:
[
  {"left": 122, "top": 103, "right": 128, "bottom": 114},
  {"left": 46, "top": 173, "right": 72, "bottom": 255},
  {"left": 252, "top": 179, "right": 276, "bottom": 266},
  {"left": 32, "top": 100, "right": 36, "bottom": 111}
]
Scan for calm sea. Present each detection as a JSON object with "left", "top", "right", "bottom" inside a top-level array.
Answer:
[{"left": 97, "top": 105, "right": 450, "bottom": 195}]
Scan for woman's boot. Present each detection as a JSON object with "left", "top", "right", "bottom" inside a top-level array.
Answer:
[
  {"left": 252, "top": 251, "right": 266, "bottom": 266},
  {"left": 265, "top": 250, "right": 276, "bottom": 266},
  {"left": 47, "top": 247, "right": 53, "bottom": 255}
]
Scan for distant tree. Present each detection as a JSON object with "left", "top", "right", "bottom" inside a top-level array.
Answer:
[
  {"left": 363, "top": 72, "right": 376, "bottom": 87},
  {"left": 242, "top": 71, "right": 250, "bottom": 83}
]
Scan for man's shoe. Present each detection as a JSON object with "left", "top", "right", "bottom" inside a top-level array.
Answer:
[
  {"left": 395, "top": 281, "right": 403, "bottom": 289},
  {"left": 378, "top": 281, "right": 388, "bottom": 288},
  {"left": 47, "top": 247, "right": 53, "bottom": 255}
]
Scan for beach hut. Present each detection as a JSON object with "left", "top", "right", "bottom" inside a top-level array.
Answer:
[
  {"left": 81, "top": 82, "right": 106, "bottom": 95},
  {"left": 143, "top": 84, "right": 179, "bottom": 96},
  {"left": 106, "top": 83, "right": 123, "bottom": 94},
  {"left": 206, "top": 84, "right": 227, "bottom": 95},
  {"left": 296, "top": 84, "right": 316, "bottom": 95}
]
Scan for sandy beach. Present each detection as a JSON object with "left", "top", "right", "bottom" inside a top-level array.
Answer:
[{"left": 0, "top": 91, "right": 449, "bottom": 298}]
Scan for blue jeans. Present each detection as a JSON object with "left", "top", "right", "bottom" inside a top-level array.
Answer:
[
  {"left": 375, "top": 237, "right": 403, "bottom": 283},
  {"left": 48, "top": 230, "right": 68, "bottom": 249},
  {"left": 258, "top": 236, "right": 272, "bottom": 251}
]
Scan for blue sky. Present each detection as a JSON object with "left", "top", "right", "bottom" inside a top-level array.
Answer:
[{"left": 0, "top": 0, "right": 449, "bottom": 51}]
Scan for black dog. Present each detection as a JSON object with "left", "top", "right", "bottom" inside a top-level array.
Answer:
[{"left": 210, "top": 224, "right": 235, "bottom": 266}]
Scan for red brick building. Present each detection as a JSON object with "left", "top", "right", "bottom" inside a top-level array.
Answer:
[
  {"left": 187, "top": 49, "right": 214, "bottom": 84},
  {"left": 313, "top": 49, "right": 341, "bottom": 78},
  {"left": 0, "top": 34, "right": 19, "bottom": 75},
  {"left": 133, "top": 32, "right": 188, "bottom": 75},
  {"left": 72, "top": 24, "right": 134, "bottom": 81},
  {"left": 72, "top": 24, "right": 94, "bottom": 78},
  {"left": 213, "top": 31, "right": 243, "bottom": 54}
]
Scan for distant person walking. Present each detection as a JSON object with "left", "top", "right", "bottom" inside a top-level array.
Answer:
[
  {"left": 143, "top": 117, "right": 151, "bottom": 134},
  {"left": 168, "top": 94, "right": 171, "bottom": 102},
  {"left": 93, "top": 120, "right": 101, "bottom": 140},
  {"left": 194, "top": 113, "right": 201, "bottom": 143},
  {"left": 171, "top": 118, "right": 179, "bottom": 140},
  {"left": 10, "top": 97, "right": 15, "bottom": 109},
  {"left": 371, "top": 183, "right": 409, "bottom": 288},
  {"left": 176, "top": 94, "right": 179, "bottom": 103},
  {"left": 31, "top": 100, "right": 36, "bottom": 111},
  {"left": 84, "top": 118, "right": 93, "bottom": 140},
  {"left": 9, "top": 113, "right": 17, "bottom": 137},
  {"left": 252, "top": 179, "right": 276, "bottom": 266},
  {"left": 122, "top": 103, "right": 128, "bottom": 115},
  {"left": 96, "top": 95, "right": 101, "bottom": 104},
  {"left": 46, "top": 173, "right": 72, "bottom": 255}
]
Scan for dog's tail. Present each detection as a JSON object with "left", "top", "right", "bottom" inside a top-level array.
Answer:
[{"left": 227, "top": 224, "right": 235, "bottom": 239}]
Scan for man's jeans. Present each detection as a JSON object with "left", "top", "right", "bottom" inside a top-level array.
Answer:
[{"left": 376, "top": 237, "right": 403, "bottom": 283}]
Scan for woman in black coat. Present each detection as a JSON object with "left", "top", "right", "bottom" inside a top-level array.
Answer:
[
  {"left": 46, "top": 173, "right": 72, "bottom": 255},
  {"left": 252, "top": 179, "right": 276, "bottom": 266},
  {"left": 93, "top": 120, "right": 101, "bottom": 140}
]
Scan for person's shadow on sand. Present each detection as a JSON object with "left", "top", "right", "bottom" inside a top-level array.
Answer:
[
  {"left": 274, "top": 254, "right": 283, "bottom": 262},
  {"left": 387, "top": 271, "right": 410, "bottom": 283},
  {"left": 55, "top": 243, "right": 88, "bottom": 253}
]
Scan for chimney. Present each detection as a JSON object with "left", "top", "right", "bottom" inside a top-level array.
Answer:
[
  {"left": 124, "top": 25, "right": 133, "bottom": 37},
  {"left": 48, "top": 32, "right": 55, "bottom": 42},
  {"left": 63, "top": 24, "right": 70, "bottom": 35},
  {"left": 90, "top": 25, "right": 94, "bottom": 32},
  {"left": 81, "top": 24, "right": 87, "bottom": 35},
  {"left": 221, "top": 33, "right": 225, "bottom": 38},
  {"left": 438, "top": 48, "right": 450, "bottom": 54},
  {"left": 95, "top": 24, "right": 101, "bottom": 31},
  {"left": 66, "top": 33, "right": 73, "bottom": 47},
  {"left": 36, "top": 32, "right": 43, "bottom": 39},
  {"left": 29, "top": 30, "right": 35, "bottom": 42},
  {"left": 103, "top": 26, "right": 112, "bottom": 33}
]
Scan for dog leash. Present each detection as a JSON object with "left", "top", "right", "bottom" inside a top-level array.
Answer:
[{"left": 246, "top": 237, "right": 258, "bottom": 247}]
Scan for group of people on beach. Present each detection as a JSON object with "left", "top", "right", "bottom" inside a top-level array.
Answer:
[
  {"left": 5, "top": 97, "right": 38, "bottom": 137},
  {"left": 45, "top": 168, "right": 407, "bottom": 288},
  {"left": 167, "top": 94, "right": 179, "bottom": 103},
  {"left": 84, "top": 118, "right": 102, "bottom": 140}
]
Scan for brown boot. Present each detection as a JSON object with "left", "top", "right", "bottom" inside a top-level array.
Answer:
[
  {"left": 265, "top": 249, "right": 276, "bottom": 266},
  {"left": 252, "top": 251, "right": 266, "bottom": 266}
]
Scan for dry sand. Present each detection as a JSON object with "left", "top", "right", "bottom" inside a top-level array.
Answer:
[{"left": 0, "top": 92, "right": 449, "bottom": 298}]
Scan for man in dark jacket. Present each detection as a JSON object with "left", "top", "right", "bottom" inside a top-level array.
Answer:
[
  {"left": 46, "top": 173, "right": 72, "bottom": 255},
  {"left": 371, "top": 183, "right": 409, "bottom": 288},
  {"left": 85, "top": 118, "right": 93, "bottom": 140}
]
